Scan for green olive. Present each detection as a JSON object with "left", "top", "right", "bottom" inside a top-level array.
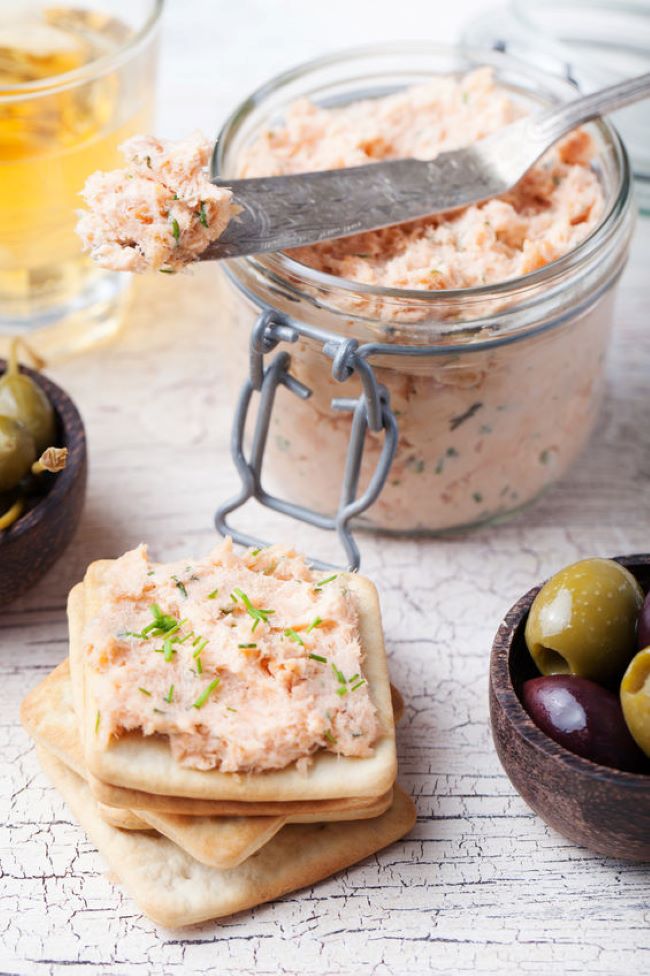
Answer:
[
  {"left": 0, "top": 415, "right": 36, "bottom": 491},
  {"left": 524, "top": 558, "right": 643, "bottom": 685},
  {"left": 621, "top": 648, "right": 650, "bottom": 758},
  {"left": 0, "top": 367, "right": 55, "bottom": 454}
]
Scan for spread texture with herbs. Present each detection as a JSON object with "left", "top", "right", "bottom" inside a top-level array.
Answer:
[
  {"left": 83, "top": 539, "right": 380, "bottom": 773},
  {"left": 240, "top": 67, "right": 604, "bottom": 289},
  {"left": 77, "top": 132, "right": 238, "bottom": 273}
]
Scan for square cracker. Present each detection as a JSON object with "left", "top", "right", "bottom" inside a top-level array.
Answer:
[
  {"left": 22, "top": 659, "right": 396, "bottom": 817},
  {"left": 36, "top": 747, "right": 416, "bottom": 928},
  {"left": 89, "top": 774, "right": 393, "bottom": 817},
  {"left": 22, "top": 663, "right": 393, "bottom": 869},
  {"left": 70, "top": 564, "right": 397, "bottom": 801},
  {"left": 88, "top": 683, "right": 402, "bottom": 817}
]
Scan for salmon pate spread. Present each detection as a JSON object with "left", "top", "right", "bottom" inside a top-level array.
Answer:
[
  {"left": 83, "top": 539, "right": 381, "bottom": 773},
  {"left": 77, "top": 132, "right": 238, "bottom": 273},
  {"left": 239, "top": 67, "right": 604, "bottom": 289}
]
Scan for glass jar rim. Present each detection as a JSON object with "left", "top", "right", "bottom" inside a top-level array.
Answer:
[
  {"left": 213, "top": 40, "right": 632, "bottom": 318},
  {"left": 0, "top": 0, "right": 164, "bottom": 102}
]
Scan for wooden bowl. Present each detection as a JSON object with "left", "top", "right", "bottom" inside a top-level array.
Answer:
[
  {"left": 490, "top": 555, "right": 650, "bottom": 861},
  {"left": 0, "top": 360, "right": 87, "bottom": 606}
]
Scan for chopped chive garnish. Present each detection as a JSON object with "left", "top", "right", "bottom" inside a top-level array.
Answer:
[
  {"left": 176, "top": 631, "right": 193, "bottom": 644},
  {"left": 163, "top": 638, "right": 175, "bottom": 662},
  {"left": 146, "top": 570, "right": 155, "bottom": 576},
  {"left": 159, "top": 268, "right": 175, "bottom": 274},
  {"left": 198, "top": 202, "right": 208, "bottom": 228},
  {"left": 306, "top": 617, "right": 322, "bottom": 633},
  {"left": 95, "top": 710, "right": 100, "bottom": 734},
  {"left": 193, "top": 638, "right": 208, "bottom": 656},
  {"left": 146, "top": 604, "right": 177, "bottom": 635},
  {"left": 227, "top": 706, "right": 237, "bottom": 713},
  {"left": 324, "top": 730, "right": 337, "bottom": 745},
  {"left": 309, "top": 653, "right": 327, "bottom": 664},
  {"left": 251, "top": 547, "right": 262, "bottom": 556},
  {"left": 192, "top": 635, "right": 202, "bottom": 647},
  {"left": 192, "top": 677, "right": 220, "bottom": 709},
  {"left": 350, "top": 680, "right": 366, "bottom": 692},
  {"left": 232, "top": 588, "right": 275, "bottom": 631},
  {"left": 153, "top": 708, "right": 165, "bottom": 714},
  {"left": 348, "top": 673, "right": 359, "bottom": 683},
  {"left": 315, "top": 574, "right": 338, "bottom": 588},
  {"left": 284, "top": 627, "right": 304, "bottom": 646},
  {"left": 170, "top": 216, "right": 180, "bottom": 242},
  {"left": 138, "top": 687, "right": 152, "bottom": 696},
  {"left": 238, "top": 643, "right": 257, "bottom": 649},
  {"left": 165, "top": 685, "right": 174, "bottom": 704},
  {"left": 207, "top": 589, "right": 219, "bottom": 599},
  {"left": 336, "top": 687, "right": 348, "bottom": 697},
  {"left": 331, "top": 663, "right": 347, "bottom": 685},
  {"left": 172, "top": 576, "right": 188, "bottom": 598},
  {"left": 195, "top": 655, "right": 203, "bottom": 674}
]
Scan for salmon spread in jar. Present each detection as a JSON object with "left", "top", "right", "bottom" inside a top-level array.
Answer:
[{"left": 216, "top": 45, "right": 634, "bottom": 534}]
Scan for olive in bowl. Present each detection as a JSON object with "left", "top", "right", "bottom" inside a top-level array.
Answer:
[
  {"left": 490, "top": 555, "right": 650, "bottom": 861},
  {"left": 0, "top": 358, "right": 86, "bottom": 606},
  {"left": 524, "top": 558, "right": 643, "bottom": 685},
  {"left": 621, "top": 648, "right": 650, "bottom": 759},
  {"left": 522, "top": 675, "right": 646, "bottom": 773}
]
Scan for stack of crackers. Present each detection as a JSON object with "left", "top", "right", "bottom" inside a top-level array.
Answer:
[{"left": 21, "top": 562, "right": 415, "bottom": 927}]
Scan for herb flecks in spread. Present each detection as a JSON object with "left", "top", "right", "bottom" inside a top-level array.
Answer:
[
  {"left": 77, "top": 132, "right": 240, "bottom": 273},
  {"left": 83, "top": 539, "right": 380, "bottom": 773},
  {"left": 239, "top": 67, "right": 604, "bottom": 290}
]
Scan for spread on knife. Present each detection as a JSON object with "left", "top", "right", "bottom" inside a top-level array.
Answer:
[
  {"left": 83, "top": 539, "right": 381, "bottom": 773},
  {"left": 77, "top": 132, "right": 239, "bottom": 272}
]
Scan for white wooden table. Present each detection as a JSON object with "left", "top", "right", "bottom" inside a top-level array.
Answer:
[{"left": 2, "top": 2, "right": 650, "bottom": 972}]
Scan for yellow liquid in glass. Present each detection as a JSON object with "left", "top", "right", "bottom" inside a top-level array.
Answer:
[{"left": 0, "top": 7, "right": 155, "bottom": 358}]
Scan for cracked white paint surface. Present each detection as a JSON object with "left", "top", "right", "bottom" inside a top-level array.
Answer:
[{"left": 2, "top": 2, "right": 650, "bottom": 971}]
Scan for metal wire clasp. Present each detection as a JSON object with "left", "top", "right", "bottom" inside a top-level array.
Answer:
[{"left": 215, "top": 310, "right": 399, "bottom": 570}]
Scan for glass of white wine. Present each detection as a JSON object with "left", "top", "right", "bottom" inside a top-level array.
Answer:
[{"left": 0, "top": 1, "right": 163, "bottom": 360}]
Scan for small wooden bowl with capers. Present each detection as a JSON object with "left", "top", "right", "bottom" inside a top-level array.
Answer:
[
  {"left": 0, "top": 353, "right": 86, "bottom": 605},
  {"left": 490, "top": 556, "right": 650, "bottom": 861}
]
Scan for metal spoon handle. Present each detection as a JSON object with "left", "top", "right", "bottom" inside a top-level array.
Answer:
[{"left": 533, "top": 71, "right": 650, "bottom": 146}]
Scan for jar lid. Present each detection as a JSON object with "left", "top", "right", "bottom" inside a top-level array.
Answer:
[{"left": 460, "top": 0, "right": 650, "bottom": 212}]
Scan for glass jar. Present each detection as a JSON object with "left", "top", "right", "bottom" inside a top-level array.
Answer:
[
  {"left": 213, "top": 43, "right": 634, "bottom": 537},
  {"left": 461, "top": 0, "right": 650, "bottom": 212}
]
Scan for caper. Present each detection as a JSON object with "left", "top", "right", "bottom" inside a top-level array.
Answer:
[
  {"left": 0, "top": 415, "right": 36, "bottom": 492},
  {"left": 0, "top": 343, "right": 55, "bottom": 454},
  {"left": 525, "top": 558, "right": 643, "bottom": 685}
]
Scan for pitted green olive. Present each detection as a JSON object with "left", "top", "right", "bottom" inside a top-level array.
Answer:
[
  {"left": 621, "top": 648, "right": 650, "bottom": 758},
  {"left": 0, "top": 415, "right": 36, "bottom": 492},
  {"left": 524, "top": 558, "right": 643, "bottom": 685}
]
